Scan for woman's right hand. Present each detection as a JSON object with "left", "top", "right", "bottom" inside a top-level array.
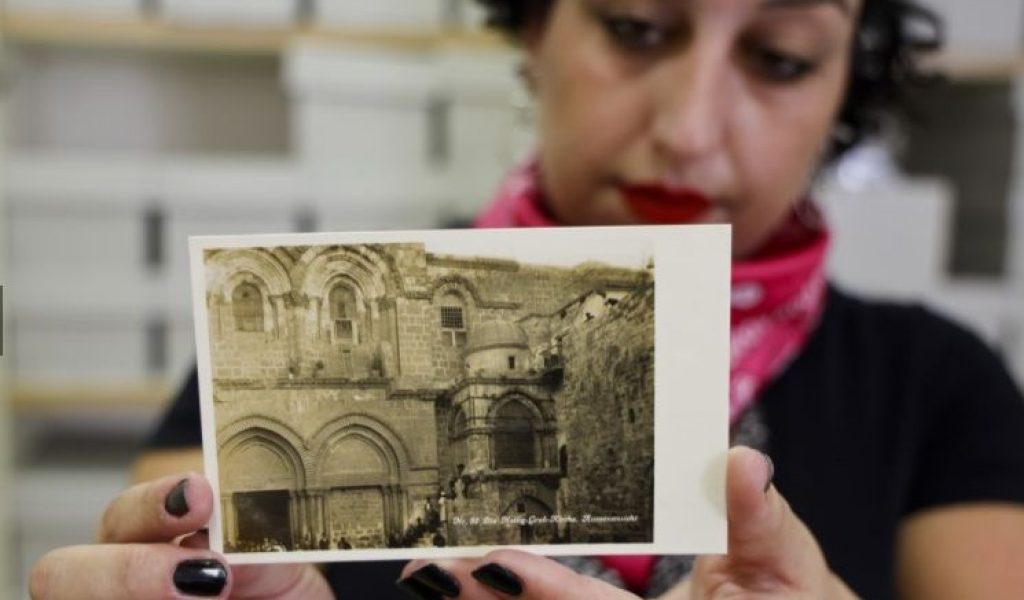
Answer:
[{"left": 28, "top": 472, "right": 334, "bottom": 600}]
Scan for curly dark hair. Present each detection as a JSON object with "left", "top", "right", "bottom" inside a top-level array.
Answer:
[{"left": 473, "top": 0, "right": 943, "bottom": 158}]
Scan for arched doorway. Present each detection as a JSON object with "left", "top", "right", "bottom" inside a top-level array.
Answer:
[
  {"left": 219, "top": 428, "right": 304, "bottom": 552},
  {"left": 501, "top": 496, "right": 557, "bottom": 545},
  {"left": 317, "top": 425, "right": 408, "bottom": 549}
]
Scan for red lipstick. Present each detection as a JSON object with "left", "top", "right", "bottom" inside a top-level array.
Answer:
[{"left": 620, "top": 183, "right": 714, "bottom": 224}]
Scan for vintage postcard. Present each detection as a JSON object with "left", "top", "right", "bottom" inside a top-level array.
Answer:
[{"left": 190, "top": 225, "right": 730, "bottom": 564}]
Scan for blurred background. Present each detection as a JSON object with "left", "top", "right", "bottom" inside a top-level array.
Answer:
[{"left": 0, "top": 0, "right": 1021, "bottom": 597}]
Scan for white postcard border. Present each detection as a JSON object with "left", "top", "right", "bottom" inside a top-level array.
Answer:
[{"left": 189, "top": 225, "right": 730, "bottom": 564}]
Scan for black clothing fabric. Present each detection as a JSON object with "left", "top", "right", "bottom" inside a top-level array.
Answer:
[
  {"left": 146, "top": 286, "right": 1024, "bottom": 599},
  {"left": 760, "top": 287, "right": 1024, "bottom": 598}
]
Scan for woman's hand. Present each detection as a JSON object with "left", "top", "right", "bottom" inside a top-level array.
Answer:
[
  {"left": 662, "top": 446, "right": 859, "bottom": 599},
  {"left": 28, "top": 472, "right": 333, "bottom": 600},
  {"left": 396, "top": 447, "right": 859, "bottom": 600}
]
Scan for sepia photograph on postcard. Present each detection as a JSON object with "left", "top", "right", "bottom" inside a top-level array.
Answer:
[{"left": 190, "top": 226, "right": 730, "bottom": 564}]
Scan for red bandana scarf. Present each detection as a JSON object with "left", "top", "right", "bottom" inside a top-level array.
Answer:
[{"left": 475, "top": 158, "right": 830, "bottom": 593}]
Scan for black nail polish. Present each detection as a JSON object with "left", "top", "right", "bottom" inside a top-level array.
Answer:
[
  {"left": 396, "top": 576, "right": 444, "bottom": 600},
  {"left": 165, "top": 479, "right": 190, "bottom": 517},
  {"left": 472, "top": 563, "right": 523, "bottom": 596},
  {"left": 173, "top": 559, "right": 227, "bottom": 597},
  {"left": 762, "top": 452, "right": 775, "bottom": 494},
  {"left": 409, "top": 564, "right": 461, "bottom": 597}
]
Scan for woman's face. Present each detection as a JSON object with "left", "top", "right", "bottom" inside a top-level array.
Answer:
[{"left": 526, "top": 0, "right": 862, "bottom": 257}]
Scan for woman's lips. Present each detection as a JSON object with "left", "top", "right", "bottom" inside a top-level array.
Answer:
[{"left": 619, "top": 184, "right": 715, "bottom": 224}]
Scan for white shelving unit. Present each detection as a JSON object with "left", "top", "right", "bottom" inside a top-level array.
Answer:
[
  {"left": 160, "top": 0, "right": 299, "bottom": 26},
  {"left": 1, "top": 13, "right": 531, "bottom": 413},
  {"left": 0, "top": 25, "right": 14, "bottom": 598}
]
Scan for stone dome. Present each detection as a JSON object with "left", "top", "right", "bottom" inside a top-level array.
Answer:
[{"left": 466, "top": 321, "right": 529, "bottom": 353}]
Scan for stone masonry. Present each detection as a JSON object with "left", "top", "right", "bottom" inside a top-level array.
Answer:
[{"left": 204, "top": 243, "right": 655, "bottom": 551}]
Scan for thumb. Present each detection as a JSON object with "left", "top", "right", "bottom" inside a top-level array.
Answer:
[{"left": 724, "top": 446, "right": 827, "bottom": 584}]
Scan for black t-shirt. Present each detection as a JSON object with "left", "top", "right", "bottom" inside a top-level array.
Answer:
[{"left": 147, "top": 286, "right": 1024, "bottom": 599}]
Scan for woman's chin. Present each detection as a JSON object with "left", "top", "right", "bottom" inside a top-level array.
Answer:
[{"left": 626, "top": 206, "right": 729, "bottom": 227}]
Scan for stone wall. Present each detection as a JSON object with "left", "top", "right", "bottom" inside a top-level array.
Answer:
[
  {"left": 210, "top": 327, "right": 291, "bottom": 380},
  {"left": 327, "top": 489, "right": 386, "bottom": 548},
  {"left": 215, "top": 387, "right": 439, "bottom": 487},
  {"left": 554, "top": 284, "right": 655, "bottom": 543}
]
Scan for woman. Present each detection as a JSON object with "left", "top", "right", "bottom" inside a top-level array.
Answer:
[{"left": 28, "top": 0, "right": 1024, "bottom": 598}]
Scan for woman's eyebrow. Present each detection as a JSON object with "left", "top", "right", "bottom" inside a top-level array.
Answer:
[{"left": 759, "top": 0, "right": 851, "bottom": 17}]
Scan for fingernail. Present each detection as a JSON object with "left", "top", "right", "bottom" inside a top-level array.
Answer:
[
  {"left": 165, "top": 479, "right": 190, "bottom": 517},
  {"left": 472, "top": 563, "right": 523, "bottom": 596},
  {"left": 408, "top": 563, "right": 461, "bottom": 597},
  {"left": 396, "top": 577, "right": 444, "bottom": 600},
  {"left": 762, "top": 452, "right": 775, "bottom": 494},
  {"left": 173, "top": 559, "right": 227, "bottom": 597}
]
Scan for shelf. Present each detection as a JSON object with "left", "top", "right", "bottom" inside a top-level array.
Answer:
[
  {"left": 931, "top": 53, "right": 1024, "bottom": 82},
  {"left": 11, "top": 380, "right": 174, "bottom": 414},
  {"left": 0, "top": 11, "right": 509, "bottom": 56}
]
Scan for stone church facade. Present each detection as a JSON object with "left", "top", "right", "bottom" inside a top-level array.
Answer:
[{"left": 204, "top": 243, "right": 654, "bottom": 551}]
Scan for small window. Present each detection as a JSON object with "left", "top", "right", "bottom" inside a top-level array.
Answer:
[
  {"left": 334, "top": 319, "right": 354, "bottom": 341},
  {"left": 329, "top": 285, "right": 358, "bottom": 344},
  {"left": 440, "top": 306, "right": 464, "bottom": 330},
  {"left": 439, "top": 300, "right": 467, "bottom": 347},
  {"left": 508, "top": 356, "right": 516, "bottom": 370},
  {"left": 232, "top": 283, "right": 264, "bottom": 332}
]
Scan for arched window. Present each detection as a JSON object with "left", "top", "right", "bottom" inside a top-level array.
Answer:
[
  {"left": 450, "top": 409, "right": 468, "bottom": 471},
  {"left": 452, "top": 409, "right": 468, "bottom": 436},
  {"left": 329, "top": 284, "right": 358, "bottom": 344},
  {"left": 493, "top": 401, "right": 536, "bottom": 468},
  {"left": 439, "top": 293, "right": 467, "bottom": 347},
  {"left": 232, "top": 283, "right": 264, "bottom": 332}
]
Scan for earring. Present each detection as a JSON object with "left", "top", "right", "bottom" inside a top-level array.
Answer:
[
  {"left": 512, "top": 63, "right": 538, "bottom": 127},
  {"left": 830, "top": 123, "right": 858, "bottom": 150},
  {"left": 516, "top": 61, "right": 538, "bottom": 93}
]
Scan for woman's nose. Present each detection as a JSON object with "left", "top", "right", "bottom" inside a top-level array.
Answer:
[{"left": 651, "top": 42, "right": 731, "bottom": 166}]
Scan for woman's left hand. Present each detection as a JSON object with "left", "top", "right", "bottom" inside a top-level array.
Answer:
[{"left": 396, "top": 447, "right": 860, "bottom": 599}]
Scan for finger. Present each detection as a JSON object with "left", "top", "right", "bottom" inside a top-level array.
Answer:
[
  {"left": 179, "top": 531, "right": 332, "bottom": 599},
  {"left": 97, "top": 472, "right": 213, "bottom": 544},
  {"left": 232, "top": 563, "right": 334, "bottom": 599},
  {"left": 398, "top": 559, "right": 474, "bottom": 599},
  {"left": 29, "top": 544, "right": 230, "bottom": 600},
  {"left": 398, "top": 550, "right": 638, "bottom": 600},
  {"left": 724, "top": 446, "right": 826, "bottom": 584}
]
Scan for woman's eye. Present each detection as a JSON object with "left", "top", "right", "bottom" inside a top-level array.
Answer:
[
  {"left": 600, "top": 16, "right": 673, "bottom": 52},
  {"left": 749, "top": 47, "right": 817, "bottom": 82}
]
